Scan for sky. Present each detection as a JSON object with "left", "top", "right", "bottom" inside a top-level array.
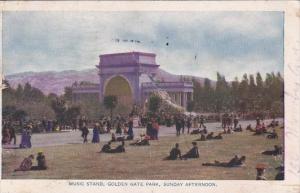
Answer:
[{"left": 3, "top": 11, "right": 284, "bottom": 81}]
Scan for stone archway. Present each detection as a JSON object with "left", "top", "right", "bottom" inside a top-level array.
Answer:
[{"left": 104, "top": 75, "right": 133, "bottom": 107}]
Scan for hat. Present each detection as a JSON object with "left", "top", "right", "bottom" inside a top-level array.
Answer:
[
  {"left": 256, "top": 163, "right": 267, "bottom": 169},
  {"left": 38, "top": 150, "right": 43, "bottom": 154}
]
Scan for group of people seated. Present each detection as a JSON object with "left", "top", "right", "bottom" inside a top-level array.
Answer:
[
  {"left": 130, "top": 134, "right": 150, "bottom": 146},
  {"left": 164, "top": 142, "right": 199, "bottom": 160},
  {"left": 14, "top": 151, "right": 47, "bottom": 172},
  {"left": 195, "top": 132, "right": 223, "bottom": 141},
  {"left": 202, "top": 155, "right": 246, "bottom": 167},
  {"left": 100, "top": 141, "right": 126, "bottom": 153}
]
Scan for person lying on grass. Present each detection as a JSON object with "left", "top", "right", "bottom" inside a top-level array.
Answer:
[
  {"left": 102, "top": 141, "right": 126, "bottom": 153},
  {"left": 130, "top": 134, "right": 150, "bottom": 146},
  {"left": 261, "top": 145, "right": 283, "bottom": 156},
  {"left": 182, "top": 142, "right": 199, "bottom": 159},
  {"left": 100, "top": 142, "right": 111, "bottom": 153},
  {"left": 164, "top": 143, "right": 182, "bottom": 160},
  {"left": 206, "top": 132, "right": 223, "bottom": 140},
  {"left": 202, "top": 155, "right": 246, "bottom": 167}
]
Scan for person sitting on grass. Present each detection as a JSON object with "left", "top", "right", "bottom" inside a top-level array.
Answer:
[
  {"left": 233, "top": 124, "right": 243, "bottom": 132},
  {"left": 31, "top": 151, "right": 47, "bottom": 170},
  {"left": 256, "top": 163, "right": 267, "bottom": 180},
  {"left": 254, "top": 125, "right": 266, "bottom": 135},
  {"left": 200, "top": 126, "right": 208, "bottom": 134},
  {"left": 164, "top": 143, "right": 182, "bottom": 160},
  {"left": 107, "top": 141, "right": 126, "bottom": 153},
  {"left": 130, "top": 135, "right": 150, "bottom": 146},
  {"left": 262, "top": 145, "right": 283, "bottom": 156},
  {"left": 195, "top": 133, "right": 206, "bottom": 141},
  {"left": 202, "top": 155, "right": 246, "bottom": 167},
  {"left": 266, "top": 129, "right": 278, "bottom": 139},
  {"left": 110, "top": 133, "right": 116, "bottom": 142},
  {"left": 182, "top": 142, "right": 199, "bottom": 159},
  {"left": 14, "top": 154, "right": 34, "bottom": 172},
  {"left": 100, "top": 142, "right": 111, "bottom": 153}
]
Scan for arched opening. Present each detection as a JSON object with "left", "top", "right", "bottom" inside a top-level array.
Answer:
[{"left": 104, "top": 76, "right": 133, "bottom": 107}]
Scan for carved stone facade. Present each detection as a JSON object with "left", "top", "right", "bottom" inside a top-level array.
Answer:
[{"left": 72, "top": 52, "right": 193, "bottom": 109}]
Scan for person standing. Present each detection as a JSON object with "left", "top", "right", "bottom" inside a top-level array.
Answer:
[
  {"left": 175, "top": 116, "right": 181, "bottom": 136},
  {"left": 199, "top": 115, "right": 205, "bottom": 129},
  {"left": 187, "top": 116, "right": 192, "bottom": 134},
  {"left": 233, "top": 115, "right": 239, "bottom": 129},
  {"left": 9, "top": 126, "right": 16, "bottom": 145},
  {"left": 92, "top": 123, "right": 100, "bottom": 143},
  {"left": 152, "top": 118, "right": 159, "bottom": 140},
  {"left": 181, "top": 117, "right": 185, "bottom": 134},
  {"left": 82, "top": 124, "right": 89, "bottom": 143},
  {"left": 127, "top": 117, "right": 134, "bottom": 140}
]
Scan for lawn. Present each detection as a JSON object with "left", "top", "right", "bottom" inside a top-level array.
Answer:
[{"left": 2, "top": 127, "right": 283, "bottom": 180}]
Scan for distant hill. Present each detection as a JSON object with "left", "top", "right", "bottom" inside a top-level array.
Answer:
[{"left": 5, "top": 68, "right": 213, "bottom": 95}]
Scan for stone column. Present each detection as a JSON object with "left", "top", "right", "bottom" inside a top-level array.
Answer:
[
  {"left": 183, "top": 92, "right": 187, "bottom": 108},
  {"left": 180, "top": 92, "right": 183, "bottom": 107}
]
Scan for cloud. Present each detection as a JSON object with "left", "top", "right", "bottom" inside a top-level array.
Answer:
[{"left": 3, "top": 11, "right": 283, "bottom": 81}]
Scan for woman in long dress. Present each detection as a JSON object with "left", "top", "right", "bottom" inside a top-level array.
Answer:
[{"left": 92, "top": 123, "right": 100, "bottom": 143}]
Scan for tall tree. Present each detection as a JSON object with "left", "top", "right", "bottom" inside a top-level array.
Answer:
[
  {"left": 148, "top": 94, "right": 162, "bottom": 114},
  {"left": 103, "top": 95, "right": 118, "bottom": 120}
]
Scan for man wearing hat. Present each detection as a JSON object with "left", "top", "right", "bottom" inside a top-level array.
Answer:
[
  {"left": 256, "top": 163, "right": 267, "bottom": 180},
  {"left": 29, "top": 151, "right": 48, "bottom": 170},
  {"left": 182, "top": 142, "right": 199, "bottom": 159}
]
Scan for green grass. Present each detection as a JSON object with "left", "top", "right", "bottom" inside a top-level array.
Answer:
[{"left": 2, "top": 127, "right": 283, "bottom": 180}]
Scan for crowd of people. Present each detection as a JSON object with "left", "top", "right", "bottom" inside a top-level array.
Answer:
[{"left": 7, "top": 111, "right": 283, "bottom": 180}]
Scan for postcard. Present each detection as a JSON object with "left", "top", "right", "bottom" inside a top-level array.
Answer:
[{"left": 1, "top": 1, "right": 299, "bottom": 193}]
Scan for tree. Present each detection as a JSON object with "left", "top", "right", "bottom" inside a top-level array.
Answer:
[
  {"left": 3, "top": 105, "right": 17, "bottom": 120},
  {"left": 13, "top": 109, "right": 27, "bottom": 122},
  {"left": 65, "top": 106, "right": 81, "bottom": 125},
  {"left": 103, "top": 95, "right": 118, "bottom": 120},
  {"left": 148, "top": 94, "right": 162, "bottom": 114},
  {"left": 186, "top": 101, "right": 195, "bottom": 114},
  {"left": 51, "top": 98, "right": 67, "bottom": 125},
  {"left": 63, "top": 86, "right": 73, "bottom": 101}
]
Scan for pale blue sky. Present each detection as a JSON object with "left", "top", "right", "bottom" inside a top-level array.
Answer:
[{"left": 3, "top": 11, "right": 284, "bottom": 81}]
